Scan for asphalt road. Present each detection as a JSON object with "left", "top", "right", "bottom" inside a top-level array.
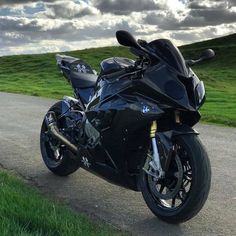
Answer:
[{"left": 0, "top": 92, "right": 235, "bottom": 236}]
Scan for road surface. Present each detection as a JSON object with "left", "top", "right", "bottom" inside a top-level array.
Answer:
[{"left": 0, "top": 92, "right": 235, "bottom": 236}]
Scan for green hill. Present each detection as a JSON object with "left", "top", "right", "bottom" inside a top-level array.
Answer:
[
  {"left": 181, "top": 34, "right": 236, "bottom": 127},
  {"left": 0, "top": 34, "right": 235, "bottom": 127}
]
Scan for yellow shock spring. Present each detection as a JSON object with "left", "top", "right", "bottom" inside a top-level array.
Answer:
[{"left": 150, "top": 121, "right": 157, "bottom": 138}]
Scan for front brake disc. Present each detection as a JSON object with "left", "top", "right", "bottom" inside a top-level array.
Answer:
[{"left": 147, "top": 154, "right": 183, "bottom": 200}]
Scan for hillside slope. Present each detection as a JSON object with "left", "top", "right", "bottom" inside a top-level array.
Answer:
[
  {"left": 0, "top": 34, "right": 235, "bottom": 126},
  {"left": 181, "top": 34, "right": 236, "bottom": 126}
]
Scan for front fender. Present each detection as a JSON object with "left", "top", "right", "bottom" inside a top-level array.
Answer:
[
  {"left": 171, "top": 124, "right": 199, "bottom": 137},
  {"left": 158, "top": 124, "right": 199, "bottom": 144},
  {"left": 135, "top": 124, "right": 199, "bottom": 190},
  {"left": 155, "top": 124, "right": 199, "bottom": 172}
]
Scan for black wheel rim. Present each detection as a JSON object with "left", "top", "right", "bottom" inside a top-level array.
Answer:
[
  {"left": 147, "top": 143, "right": 193, "bottom": 210},
  {"left": 40, "top": 118, "right": 65, "bottom": 167}
]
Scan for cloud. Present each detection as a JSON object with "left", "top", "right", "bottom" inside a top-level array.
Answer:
[
  {"left": 171, "top": 23, "right": 236, "bottom": 45},
  {"left": 171, "top": 28, "right": 218, "bottom": 43},
  {"left": 0, "top": 16, "right": 43, "bottom": 32},
  {"left": 188, "top": 0, "right": 236, "bottom": 8},
  {"left": 183, "top": 8, "right": 236, "bottom": 27},
  {"left": 0, "top": 0, "right": 56, "bottom": 5},
  {"left": 0, "top": 15, "right": 139, "bottom": 46},
  {"left": 0, "top": 13, "right": 138, "bottom": 55},
  {"left": 184, "top": 1, "right": 236, "bottom": 27},
  {"left": 93, "top": 0, "right": 162, "bottom": 15},
  {"left": 0, "top": 0, "right": 235, "bottom": 56},
  {"left": 0, "top": 31, "right": 31, "bottom": 47},
  {"left": 144, "top": 11, "right": 181, "bottom": 30},
  {"left": 44, "top": 1, "right": 99, "bottom": 19},
  {"left": 143, "top": 1, "right": 236, "bottom": 30}
]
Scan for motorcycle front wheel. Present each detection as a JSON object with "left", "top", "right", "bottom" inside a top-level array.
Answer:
[{"left": 140, "top": 134, "right": 211, "bottom": 224}]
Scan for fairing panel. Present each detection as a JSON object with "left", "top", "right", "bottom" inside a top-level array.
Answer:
[{"left": 148, "top": 39, "right": 189, "bottom": 77}]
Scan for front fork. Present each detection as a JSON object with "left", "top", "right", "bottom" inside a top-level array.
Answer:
[{"left": 144, "top": 121, "right": 165, "bottom": 178}]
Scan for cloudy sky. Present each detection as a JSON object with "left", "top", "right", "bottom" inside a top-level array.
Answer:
[{"left": 0, "top": 0, "right": 235, "bottom": 56}]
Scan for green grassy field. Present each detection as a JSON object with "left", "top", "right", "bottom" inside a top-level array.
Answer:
[
  {"left": 181, "top": 34, "right": 236, "bottom": 127},
  {"left": 0, "top": 34, "right": 235, "bottom": 126},
  {"left": 0, "top": 169, "right": 122, "bottom": 236}
]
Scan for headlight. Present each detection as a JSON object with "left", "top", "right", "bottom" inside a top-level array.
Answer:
[{"left": 195, "top": 81, "right": 205, "bottom": 105}]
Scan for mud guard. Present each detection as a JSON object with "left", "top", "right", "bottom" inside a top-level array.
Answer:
[
  {"left": 156, "top": 124, "right": 199, "bottom": 172},
  {"left": 171, "top": 124, "right": 199, "bottom": 137}
]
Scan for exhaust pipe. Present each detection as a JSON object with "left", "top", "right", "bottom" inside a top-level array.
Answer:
[{"left": 45, "top": 112, "right": 78, "bottom": 154}]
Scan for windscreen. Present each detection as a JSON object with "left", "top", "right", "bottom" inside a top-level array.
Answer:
[{"left": 148, "top": 39, "right": 189, "bottom": 77}]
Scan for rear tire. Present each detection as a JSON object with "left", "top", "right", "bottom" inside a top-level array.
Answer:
[
  {"left": 140, "top": 134, "right": 211, "bottom": 224},
  {"left": 40, "top": 101, "right": 81, "bottom": 176}
]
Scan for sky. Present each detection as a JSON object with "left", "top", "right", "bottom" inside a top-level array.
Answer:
[{"left": 0, "top": 0, "right": 235, "bottom": 56}]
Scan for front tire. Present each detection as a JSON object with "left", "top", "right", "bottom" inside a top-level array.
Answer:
[
  {"left": 40, "top": 101, "right": 81, "bottom": 176},
  {"left": 140, "top": 134, "right": 211, "bottom": 224}
]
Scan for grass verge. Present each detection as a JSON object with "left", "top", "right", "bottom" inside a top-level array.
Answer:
[{"left": 0, "top": 169, "right": 123, "bottom": 236}]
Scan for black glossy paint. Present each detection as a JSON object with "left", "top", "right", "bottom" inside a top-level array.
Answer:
[
  {"left": 56, "top": 32, "right": 209, "bottom": 191},
  {"left": 56, "top": 54, "right": 97, "bottom": 105},
  {"left": 148, "top": 39, "right": 189, "bottom": 77},
  {"left": 100, "top": 57, "right": 134, "bottom": 75}
]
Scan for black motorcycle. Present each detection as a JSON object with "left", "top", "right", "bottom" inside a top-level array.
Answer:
[{"left": 40, "top": 31, "right": 213, "bottom": 223}]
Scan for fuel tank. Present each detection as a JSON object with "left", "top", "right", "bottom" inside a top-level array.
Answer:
[{"left": 100, "top": 57, "right": 134, "bottom": 75}]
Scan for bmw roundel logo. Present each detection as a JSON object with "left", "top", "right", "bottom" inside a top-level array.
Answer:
[{"left": 142, "top": 105, "right": 150, "bottom": 114}]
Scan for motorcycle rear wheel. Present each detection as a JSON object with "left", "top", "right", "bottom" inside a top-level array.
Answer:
[
  {"left": 140, "top": 134, "right": 211, "bottom": 224},
  {"left": 40, "top": 101, "right": 80, "bottom": 176}
]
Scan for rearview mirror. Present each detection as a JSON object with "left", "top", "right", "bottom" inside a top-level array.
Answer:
[
  {"left": 116, "top": 30, "right": 140, "bottom": 48},
  {"left": 186, "top": 49, "right": 215, "bottom": 66},
  {"left": 200, "top": 49, "right": 215, "bottom": 61}
]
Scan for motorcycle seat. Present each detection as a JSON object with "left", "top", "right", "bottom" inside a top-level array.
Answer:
[{"left": 70, "top": 71, "right": 97, "bottom": 89}]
